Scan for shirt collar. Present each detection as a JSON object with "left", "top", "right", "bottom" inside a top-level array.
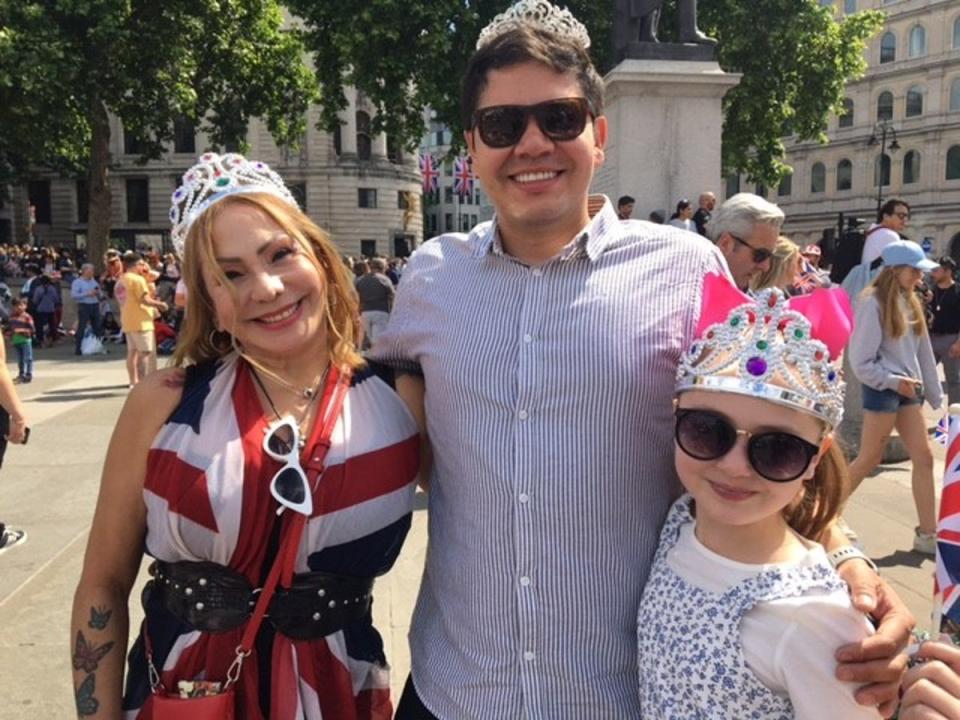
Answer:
[{"left": 472, "top": 195, "right": 621, "bottom": 263}]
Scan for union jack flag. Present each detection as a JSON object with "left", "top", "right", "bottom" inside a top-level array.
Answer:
[
  {"left": 936, "top": 415, "right": 950, "bottom": 447},
  {"left": 454, "top": 155, "right": 474, "bottom": 198},
  {"left": 935, "top": 412, "right": 960, "bottom": 627},
  {"left": 419, "top": 152, "right": 438, "bottom": 193}
]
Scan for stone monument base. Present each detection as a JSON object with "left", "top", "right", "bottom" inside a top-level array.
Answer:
[
  {"left": 622, "top": 41, "right": 716, "bottom": 62},
  {"left": 591, "top": 59, "right": 740, "bottom": 220}
]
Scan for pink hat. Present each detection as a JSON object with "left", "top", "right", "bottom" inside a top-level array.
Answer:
[{"left": 801, "top": 244, "right": 822, "bottom": 257}]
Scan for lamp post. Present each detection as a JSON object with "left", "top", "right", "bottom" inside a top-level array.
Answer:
[{"left": 867, "top": 120, "right": 900, "bottom": 218}]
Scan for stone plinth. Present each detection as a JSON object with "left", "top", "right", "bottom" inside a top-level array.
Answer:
[{"left": 592, "top": 59, "right": 740, "bottom": 218}]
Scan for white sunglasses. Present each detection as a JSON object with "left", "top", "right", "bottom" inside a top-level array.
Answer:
[{"left": 262, "top": 416, "right": 313, "bottom": 516}]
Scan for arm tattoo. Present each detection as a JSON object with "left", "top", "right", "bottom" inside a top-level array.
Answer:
[
  {"left": 72, "top": 631, "right": 115, "bottom": 673},
  {"left": 87, "top": 606, "right": 112, "bottom": 631},
  {"left": 74, "top": 673, "right": 100, "bottom": 716}
]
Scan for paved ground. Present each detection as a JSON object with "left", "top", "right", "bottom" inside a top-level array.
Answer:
[{"left": 0, "top": 341, "right": 937, "bottom": 719}]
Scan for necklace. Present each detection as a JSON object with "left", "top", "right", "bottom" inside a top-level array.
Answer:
[{"left": 250, "top": 366, "right": 327, "bottom": 447}]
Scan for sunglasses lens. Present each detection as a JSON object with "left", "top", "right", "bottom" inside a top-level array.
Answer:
[
  {"left": 477, "top": 106, "right": 526, "bottom": 148},
  {"left": 675, "top": 411, "right": 736, "bottom": 460},
  {"left": 537, "top": 100, "right": 588, "bottom": 141},
  {"left": 273, "top": 467, "right": 307, "bottom": 505},
  {"left": 267, "top": 425, "right": 295, "bottom": 456},
  {"left": 749, "top": 433, "right": 814, "bottom": 482}
]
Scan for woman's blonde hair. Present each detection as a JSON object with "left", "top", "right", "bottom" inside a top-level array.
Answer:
[
  {"left": 865, "top": 265, "right": 927, "bottom": 339},
  {"left": 750, "top": 237, "right": 800, "bottom": 292},
  {"left": 172, "top": 193, "right": 363, "bottom": 370}
]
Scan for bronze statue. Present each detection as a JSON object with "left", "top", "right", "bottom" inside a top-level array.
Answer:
[{"left": 613, "top": 0, "right": 716, "bottom": 62}]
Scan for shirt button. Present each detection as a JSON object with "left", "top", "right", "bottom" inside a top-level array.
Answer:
[
  {"left": 518, "top": 492, "right": 529, "bottom": 503},
  {"left": 523, "top": 651, "right": 535, "bottom": 662},
  {"left": 531, "top": 268, "right": 542, "bottom": 277},
  {"left": 520, "top": 576, "right": 531, "bottom": 587},
  {"left": 523, "top": 333, "right": 533, "bottom": 343},
  {"left": 517, "top": 409, "right": 528, "bottom": 420}
]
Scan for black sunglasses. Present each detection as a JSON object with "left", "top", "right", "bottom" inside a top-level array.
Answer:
[
  {"left": 729, "top": 233, "right": 774, "bottom": 264},
  {"left": 263, "top": 417, "right": 313, "bottom": 516},
  {"left": 675, "top": 409, "right": 820, "bottom": 482},
  {"left": 471, "top": 97, "right": 593, "bottom": 149}
]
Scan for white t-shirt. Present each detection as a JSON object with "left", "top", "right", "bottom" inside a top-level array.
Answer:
[
  {"left": 861, "top": 224, "right": 900, "bottom": 265},
  {"left": 668, "top": 218, "right": 696, "bottom": 232},
  {"left": 666, "top": 522, "right": 880, "bottom": 720}
]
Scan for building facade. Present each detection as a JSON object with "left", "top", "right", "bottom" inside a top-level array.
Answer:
[
  {"left": 419, "top": 117, "right": 493, "bottom": 239},
  {"left": 8, "top": 87, "right": 423, "bottom": 259},
  {"left": 763, "top": 0, "right": 960, "bottom": 257}
]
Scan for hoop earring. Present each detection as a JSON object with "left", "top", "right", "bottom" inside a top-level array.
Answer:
[{"left": 209, "top": 329, "right": 232, "bottom": 353}]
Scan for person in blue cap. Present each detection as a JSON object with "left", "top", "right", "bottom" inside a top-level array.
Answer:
[{"left": 847, "top": 240, "right": 941, "bottom": 556}]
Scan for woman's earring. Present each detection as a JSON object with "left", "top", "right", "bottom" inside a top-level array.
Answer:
[{"left": 209, "top": 329, "right": 232, "bottom": 352}]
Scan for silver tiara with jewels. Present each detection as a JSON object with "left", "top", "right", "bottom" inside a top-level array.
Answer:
[
  {"left": 476, "top": 0, "right": 591, "bottom": 50},
  {"left": 169, "top": 152, "right": 299, "bottom": 257},
  {"left": 676, "top": 285, "right": 847, "bottom": 428}
]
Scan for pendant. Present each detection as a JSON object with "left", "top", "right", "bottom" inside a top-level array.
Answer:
[{"left": 303, "top": 388, "right": 314, "bottom": 399}]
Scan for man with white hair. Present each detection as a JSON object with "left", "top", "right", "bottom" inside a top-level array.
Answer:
[
  {"left": 707, "top": 192, "right": 785, "bottom": 291},
  {"left": 692, "top": 190, "right": 716, "bottom": 237},
  {"left": 70, "top": 263, "right": 102, "bottom": 355}
]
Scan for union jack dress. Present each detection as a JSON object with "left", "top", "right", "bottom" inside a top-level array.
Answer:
[{"left": 122, "top": 355, "right": 419, "bottom": 719}]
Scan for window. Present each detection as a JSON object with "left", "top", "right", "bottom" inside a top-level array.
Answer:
[
  {"left": 288, "top": 182, "right": 306, "bottom": 210},
  {"left": 333, "top": 126, "right": 342, "bottom": 156},
  {"left": 435, "top": 130, "right": 444, "bottom": 145},
  {"left": 387, "top": 135, "right": 402, "bottom": 164},
  {"left": 126, "top": 179, "right": 149, "bottom": 223},
  {"left": 810, "top": 163, "right": 826, "bottom": 193},
  {"left": 356, "top": 111, "right": 372, "bottom": 161},
  {"left": 874, "top": 153, "right": 891, "bottom": 187},
  {"left": 471, "top": 214, "right": 478, "bottom": 226},
  {"left": 173, "top": 117, "right": 196, "bottom": 154},
  {"left": 460, "top": 215, "right": 471, "bottom": 232},
  {"left": 908, "top": 25, "right": 926, "bottom": 58},
  {"left": 444, "top": 213, "right": 453, "bottom": 232},
  {"left": 906, "top": 86, "right": 924, "bottom": 117},
  {"left": 397, "top": 191, "right": 408, "bottom": 210},
  {"left": 948, "top": 146, "right": 960, "bottom": 180},
  {"left": 877, "top": 91, "right": 893, "bottom": 121},
  {"left": 358, "top": 188, "right": 377, "bottom": 208},
  {"left": 903, "top": 150, "right": 920, "bottom": 184},
  {"left": 951, "top": 79, "right": 960, "bottom": 112},
  {"left": 837, "top": 159, "right": 853, "bottom": 191},
  {"left": 428, "top": 214, "right": 437, "bottom": 234},
  {"left": 880, "top": 32, "right": 896, "bottom": 64},
  {"left": 76, "top": 180, "right": 89, "bottom": 223},
  {"left": 123, "top": 127, "right": 147, "bottom": 156},
  {"left": 777, "top": 174, "right": 792, "bottom": 197},
  {"left": 725, "top": 173, "right": 740, "bottom": 198},
  {"left": 955, "top": 17, "right": 960, "bottom": 49},
  {"left": 754, "top": 184, "right": 767, "bottom": 198},
  {"left": 360, "top": 240, "right": 377, "bottom": 257},
  {"left": 27, "top": 180, "right": 51, "bottom": 224},
  {"left": 444, "top": 159, "right": 453, "bottom": 176},
  {"left": 838, "top": 98, "right": 854, "bottom": 128},
  {"left": 844, "top": 0, "right": 856, "bottom": 13}
]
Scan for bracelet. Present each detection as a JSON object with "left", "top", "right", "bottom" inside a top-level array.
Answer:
[{"left": 827, "top": 545, "right": 879, "bottom": 574}]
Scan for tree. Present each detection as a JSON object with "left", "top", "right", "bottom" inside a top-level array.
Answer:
[
  {"left": 290, "top": 0, "right": 882, "bottom": 187},
  {"left": 0, "top": 0, "right": 316, "bottom": 266}
]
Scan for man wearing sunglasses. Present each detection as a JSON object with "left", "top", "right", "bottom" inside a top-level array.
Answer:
[
  {"left": 373, "top": 3, "right": 912, "bottom": 719},
  {"left": 707, "top": 192, "right": 784, "bottom": 292},
  {"left": 862, "top": 198, "right": 911, "bottom": 265}
]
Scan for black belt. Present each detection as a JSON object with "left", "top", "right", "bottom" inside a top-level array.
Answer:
[{"left": 146, "top": 560, "right": 374, "bottom": 640}]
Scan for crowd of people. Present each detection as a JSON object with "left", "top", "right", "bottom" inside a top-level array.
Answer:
[{"left": 0, "top": 0, "right": 957, "bottom": 718}]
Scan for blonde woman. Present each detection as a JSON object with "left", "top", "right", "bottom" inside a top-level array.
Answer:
[
  {"left": 750, "top": 237, "right": 801, "bottom": 293},
  {"left": 70, "top": 154, "right": 419, "bottom": 718},
  {"left": 847, "top": 240, "right": 940, "bottom": 556}
]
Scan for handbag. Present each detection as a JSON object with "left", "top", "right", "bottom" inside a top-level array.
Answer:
[{"left": 142, "top": 366, "right": 350, "bottom": 719}]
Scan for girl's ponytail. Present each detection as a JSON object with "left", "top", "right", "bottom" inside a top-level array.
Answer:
[{"left": 782, "top": 442, "right": 848, "bottom": 540}]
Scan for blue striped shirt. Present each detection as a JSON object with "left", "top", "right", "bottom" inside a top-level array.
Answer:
[{"left": 371, "top": 199, "right": 729, "bottom": 719}]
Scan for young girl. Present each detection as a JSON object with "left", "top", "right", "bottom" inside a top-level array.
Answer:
[
  {"left": 847, "top": 240, "right": 941, "bottom": 556},
  {"left": 8, "top": 298, "right": 34, "bottom": 382},
  {"left": 638, "top": 272, "right": 881, "bottom": 719}
]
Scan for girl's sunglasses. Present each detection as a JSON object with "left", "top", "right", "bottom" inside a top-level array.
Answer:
[
  {"left": 674, "top": 408, "right": 820, "bottom": 483},
  {"left": 263, "top": 416, "right": 312, "bottom": 516},
  {"left": 471, "top": 97, "right": 593, "bottom": 149}
]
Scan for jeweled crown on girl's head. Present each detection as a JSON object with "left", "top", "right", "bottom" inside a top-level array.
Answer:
[{"left": 674, "top": 272, "right": 854, "bottom": 539}]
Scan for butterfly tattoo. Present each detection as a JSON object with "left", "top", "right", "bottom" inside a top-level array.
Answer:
[
  {"left": 88, "top": 605, "right": 112, "bottom": 630},
  {"left": 73, "top": 631, "right": 115, "bottom": 673},
  {"left": 75, "top": 673, "right": 100, "bottom": 716}
]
